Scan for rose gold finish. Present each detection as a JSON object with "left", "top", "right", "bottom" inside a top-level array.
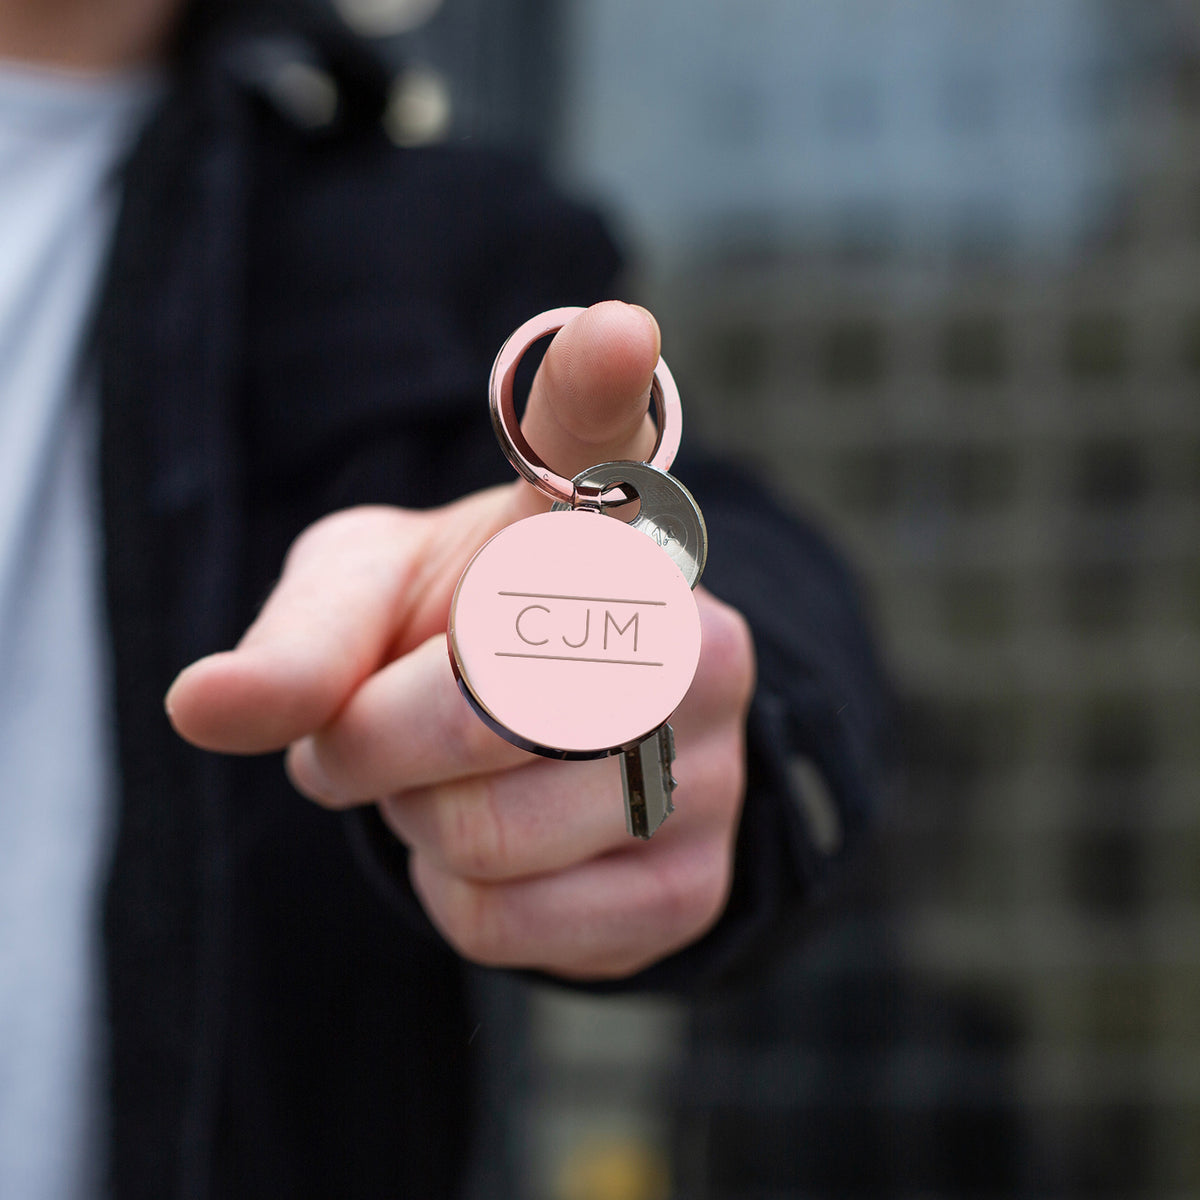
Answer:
[
  {"left": 448, "top": 511, "right": 702, "bottom": 757},
  {"left": 488, "top": 306, "right": 683, "bottom": 506}
]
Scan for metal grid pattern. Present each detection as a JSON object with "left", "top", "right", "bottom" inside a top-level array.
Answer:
[
  {"left": 423, "top": 1, "right": 1200, "bottom": 1193},
  {"left": 654, "top": 48, "right": 1200, "bottom": 1200}
]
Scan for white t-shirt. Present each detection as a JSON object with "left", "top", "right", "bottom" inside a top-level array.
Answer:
[{"left": 0, "top": 62, "right": 157, "bottom": 1200}]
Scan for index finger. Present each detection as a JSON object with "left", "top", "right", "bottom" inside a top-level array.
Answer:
[
  {"left": 165, "top": 481, "right": 521, "bottom": 755},
  {"left": 164, "top": 506, "right": 429, "bottom": 754},
  {"left": 166, "top": 304, "right": 668, "bottom": 756},
  {"left": 284, "top": 632, "right": 532, "bottom": 806}
]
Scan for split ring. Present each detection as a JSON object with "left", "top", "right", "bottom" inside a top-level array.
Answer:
[{"left": 487, "top": 306, "right": 682, "bottom": 507}]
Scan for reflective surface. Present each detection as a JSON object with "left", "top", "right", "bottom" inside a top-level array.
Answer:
[
  {"left": 488, "top": 307, "right": 682, "bottom": 507},
  {"left": 449, "top": 510, "right": 701, "bottom": 756},
  {"left": 551, "top": 461, "right": 708, "bottom": 588}
]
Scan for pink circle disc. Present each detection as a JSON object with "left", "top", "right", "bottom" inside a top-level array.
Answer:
[{"left": 448, "top": 511, "right": 702, "bottom": 756}]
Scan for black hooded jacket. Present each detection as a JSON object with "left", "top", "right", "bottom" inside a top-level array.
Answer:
[{"left": 93, "top": 4, "right": 894, "bottom": 1196}]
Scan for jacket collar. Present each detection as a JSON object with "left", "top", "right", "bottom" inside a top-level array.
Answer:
[{"left": 171, "top": 0, "right": 391, "bottom": 132}]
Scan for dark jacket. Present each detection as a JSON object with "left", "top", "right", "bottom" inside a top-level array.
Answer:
[{"left": 94, "top": 5, "right": 894, "bottom": 1197}]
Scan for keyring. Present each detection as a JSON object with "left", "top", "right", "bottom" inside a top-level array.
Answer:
[{"left": 488, "top": 306, "right": 682, "bottom": 507}]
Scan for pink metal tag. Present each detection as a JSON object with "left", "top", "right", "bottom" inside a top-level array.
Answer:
[{"left": 448, "top": 511, "right": 702, "bottom": 757}]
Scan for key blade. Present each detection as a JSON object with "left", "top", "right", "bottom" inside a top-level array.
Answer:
[{"left": 620, "top": 723, "right": 677, "bottom": 839}]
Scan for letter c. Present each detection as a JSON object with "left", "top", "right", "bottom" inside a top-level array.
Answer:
[{"left": 515, "top": 604, "right": 550, "bottom": 646}]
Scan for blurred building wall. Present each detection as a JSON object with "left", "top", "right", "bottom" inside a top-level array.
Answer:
[
  {"left": 555, "top": 2, "right": 1198, "bottom": 1197},
  {"left": 556, "top": 0, "right": 1123, "bottom": 262},
  {"left": 548, "top": 2, "right": 1200, "bottom": 1197},
  {"left": 332, "top": 0, "right": 1200, "bottom": 1195}
]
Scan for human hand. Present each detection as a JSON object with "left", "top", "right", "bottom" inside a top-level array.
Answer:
[{"left": 166, "top": 302, "right": 756, "bottom": 980}]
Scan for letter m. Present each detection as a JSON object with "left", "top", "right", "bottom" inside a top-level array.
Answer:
[{"left": 603, "top": 610, "right": 639, "bottom": 653}]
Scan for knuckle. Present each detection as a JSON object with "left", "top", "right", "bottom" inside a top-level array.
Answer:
[
  {"left": 438, "top": 880, "right": 509, "bottom": 966},
  {"left": 717, "top": 723, "right": 749, "bottom": 797},
  {"left": 283, "top": 507, "right": 354, "bottom": 567},
  {"left": 678, "top": 727, "right": 748, "bottom": 827},
  {"left": 455, "top": 701, "right": 510, "bottom": 763},
  {"left": 655, "top": 840, "right": 732, "bottom": 945},
  {"left": 307, "top": 719, "right": 371, "bottom": 801},
  {"left": 701, "top": 598, "right": 757, "bottom": 710},
  {"left": 444, "top": 696, "right": 532, "bottom": 786},
  {"left": 282, "top": 505, "right": 409, "bottom": 574},
  {"left": 443, "top": 679, "right": 521, "bottom": 768},
  {"left": 704, "top": 744, "right": 747, "bottom": 822},
  {"left": 431, "top": 778, "right": 510, "bottom": 881}
]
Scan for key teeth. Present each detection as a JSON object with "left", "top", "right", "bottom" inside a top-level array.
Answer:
[
  {"left": 647, "top": 770, "right": 676, "bottom": 836},
  {"left": 652, "top": 724, "right": 678, "bottom": 832},
  {"left": 621, "top": 723, "right": 678, "bottom": 840}
]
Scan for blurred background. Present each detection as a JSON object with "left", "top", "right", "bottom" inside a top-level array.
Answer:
[{"left": 338, "top": 1, "right": 1200, "bottom": 1196}]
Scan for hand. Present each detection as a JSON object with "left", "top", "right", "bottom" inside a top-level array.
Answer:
[{"left": 166, "top": 302, "right": 756, "bottom": 980}]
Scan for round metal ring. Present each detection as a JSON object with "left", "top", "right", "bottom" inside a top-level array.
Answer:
[{"left": 487, "top": 305, "right": 682, "bottom": 507}]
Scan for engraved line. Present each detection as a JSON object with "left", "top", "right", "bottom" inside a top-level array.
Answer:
[
  {"left": 495, "top": 652, "right": 663, "bottom": 667},
  {"left": 497, "top": 590, "right": 666, "bottom": 607}
]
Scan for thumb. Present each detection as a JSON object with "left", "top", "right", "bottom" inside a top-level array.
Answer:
[{"left": 517, "top": 301, "right": 661, "bottom": 502}]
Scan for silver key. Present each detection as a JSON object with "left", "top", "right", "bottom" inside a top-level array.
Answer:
[
  {"left": 620, "top": 722, "right": 677, "bottom": 838},
  {"left": 555, "top": 461, "right": 707, "bottom": 838},
  {"left": 555, "top": 460, "right": 708, "bottom": 586}
]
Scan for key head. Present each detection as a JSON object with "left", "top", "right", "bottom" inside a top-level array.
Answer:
[
  {"left": 448, "top": 511, "right": 702, "bottom": 757},
  {"left": 551, "top": 461, "right": 707, "bottom": 587}
]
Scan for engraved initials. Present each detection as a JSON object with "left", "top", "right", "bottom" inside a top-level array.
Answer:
[
  {"left": 501, "top": 592, "right": 660, "bottom": 666},
  {"left": 562, "top": 609, "right": 591, "bottom": 648},
  {"left": 603, "top": 610, "right": 639, "bottom": 653},
  {"left": 515, "top": 604, "right": 550, "bottom": 646}
]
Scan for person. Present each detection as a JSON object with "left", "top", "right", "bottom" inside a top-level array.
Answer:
[{"left": 0, "top": 0, "right": 895, "bottom": 1196}]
